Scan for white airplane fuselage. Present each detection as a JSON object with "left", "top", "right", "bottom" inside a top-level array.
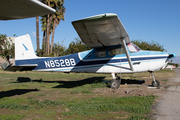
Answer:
[{"left": 15, "top": 46, "right": 170, "bottom": 73}]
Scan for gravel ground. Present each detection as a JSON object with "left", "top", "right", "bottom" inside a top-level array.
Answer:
[{"left": 153, "top": 68, "right": 180, "bottom": 120}]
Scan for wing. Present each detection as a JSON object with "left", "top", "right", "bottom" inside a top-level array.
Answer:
[
  {"left": 72, "top": 13, "right": 130, "bottom": 48},
  {"left": 1, "top": 64, "right": 38, "bottom": 72},
  {"left": 0, "top": 0, "right": 55, "bottom": 20}
]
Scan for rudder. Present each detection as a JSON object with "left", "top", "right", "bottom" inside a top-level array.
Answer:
[{"left": 15, "top": 34, "right": 37, "bottom": 60}]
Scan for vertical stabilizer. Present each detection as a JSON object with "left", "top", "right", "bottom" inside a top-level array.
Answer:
[{"left": 15, "top": 34, "right": 37, "bottom": 60}]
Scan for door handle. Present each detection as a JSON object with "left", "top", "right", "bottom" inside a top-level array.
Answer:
[{"left": 133, "top": 62, "right": 141, "bottom": 65}]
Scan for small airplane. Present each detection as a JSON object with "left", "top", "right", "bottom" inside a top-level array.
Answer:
[{"left": 1, "top": 13, "right": 176, "bottom": 89}]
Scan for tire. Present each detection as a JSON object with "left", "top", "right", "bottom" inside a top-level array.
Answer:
[
  {"left": 110, "top": 79, "right": 120, "bottom": 89},
  {"left": 152, "top": 80, "right": 160, "bottom": 87}
]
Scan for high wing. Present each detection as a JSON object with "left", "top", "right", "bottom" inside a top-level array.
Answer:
[
  {"left": 72, "top": 13, "right": 133, "bottom": 71},
  {"left": 72, "top": 13, "right": 130, "bottom": 48},
  {"left": 0, "top": 0, "right": 56, "bottom": 20}
]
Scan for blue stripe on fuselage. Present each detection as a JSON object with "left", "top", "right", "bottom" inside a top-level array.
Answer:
[
  {"left": 15, "top": 53, "right": 81, "bottom": 70},
  {"left": 75, "top": 56, "right": 167, "bottom": 67},
  {"left": 15, "top": 49, "right": 168, "bottom": 71}
]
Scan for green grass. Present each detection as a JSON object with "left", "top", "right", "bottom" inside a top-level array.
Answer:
[
  {"left": 62, "top": 95, "right": 156, "bottom": 116},
  {"left": 0, "top": 113, "right": 24, "bottom": 120},
  {"left": 0, "top": 96, "right": 156, "bottom": 119},
  {"left": 162, "top": 80, "right": 168, "bottom": 82},
  {"left": 128, "top": 115, "right": 150, "bottom": 120},
  {"left": 28, "top": 99, "right": 63, "bottom": 109},
  {"left": 0, "top": 97, "right": 30, "bottom": 110},
  {"left": 0, "top": 69, "right": 174, "bottom": 119}
]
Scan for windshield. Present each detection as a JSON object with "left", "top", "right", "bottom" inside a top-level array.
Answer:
[{"left": 127, "top": 43, "right": 141, "bottom": 52}]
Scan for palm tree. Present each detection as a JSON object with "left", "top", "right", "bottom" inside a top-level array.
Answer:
[
  {"left": 40, "top": 0, "right": 65, "bottom": 56},
  {"left": 36, "top": 16, "right": 40, "bottom": 53},
  {"left": 50, "top": 0, "right": 65, "bottom": 53},
  {"left": 40, "top": 15, "right": 47, "bottom": 55}
]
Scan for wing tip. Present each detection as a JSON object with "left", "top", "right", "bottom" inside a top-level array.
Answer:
[{"left": 72, "top": 13, "right": 117, "bottom": 23}]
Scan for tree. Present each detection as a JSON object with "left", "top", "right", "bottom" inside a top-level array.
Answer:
[
  {"left": 36, "top": 16, "right": 40, "bottom": 53},
  {"left": 40, "top": 0, "right": 65, "bottom": 56},
  {"left": 50, "top": 41, "right": 66, "bottom": 57},
  {"left": 40, "top": 15, "right": 47, "bottom": 56},
  {"left": 46, "top": 0, "right": 51, "bottom": 56},
  {"left": 0, "top": 34, "right": 15, "bottom": 63},
  {"left": 50, "top": 0, "right": 65, "bottom": 53},
  {"left": 37, "top": 37, "right": 91, "bottom": 57},
  {"left": 65, "top": 38, "right": 91, "bottom": 55},
  {"left": 36, "top": 0, "right": 40, "bottom": 53},
  {"left": 131, "top": 39, "right": 166, "bottom": 52},
  {"left": 36, "top": 39, "right": 66, "bottom": 57}
]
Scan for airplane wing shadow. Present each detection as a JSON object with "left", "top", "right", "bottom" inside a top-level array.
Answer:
[
  {"left": 0, "top": 89, "right": 39, "bottom": 99},
  {"left": 53, "top": 77, "right": 106, "bottom": 88},
  {"left": 13, "top": 77, "right": 106, "bottom": 88},
  {"left": 13, "top": 77, "right": 145, "bottom": 89}
]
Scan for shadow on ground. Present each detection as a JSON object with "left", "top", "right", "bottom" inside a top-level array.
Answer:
[
  {"left": 14, "top": 77, "right": 145, "bottom": 88},
  {"left": 0, "top": 89, "right": 39, "bottom": 99},
  {"left": 15, "top": 77, "right": 106, "bottom": 88},
  {"left": 121, "top": 79, "right": 145, "bottom": 84}
]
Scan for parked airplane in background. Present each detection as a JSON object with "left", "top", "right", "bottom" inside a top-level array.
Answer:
[{"left": 1, "top": 13, "right": 176, "bottom": 89}]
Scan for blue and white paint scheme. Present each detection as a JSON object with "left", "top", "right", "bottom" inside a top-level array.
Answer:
[
  {"left": 13, "top": 35, "right": 173, "bottom": 73},
  {"left": 4, "top": 13, "right": 176, "bottom": 89}
]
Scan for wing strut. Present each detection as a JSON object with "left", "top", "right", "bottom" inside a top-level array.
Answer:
[{"left": 122, "top": 38, "right": 134, "bottom": 71}]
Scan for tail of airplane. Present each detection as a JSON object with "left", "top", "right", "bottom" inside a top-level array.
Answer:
[
  {"left": 0, "top": 34, "right": 38, "bottom": 71},
  {"left": 15, "top": 34, "right": 38, "bottom": 60}
]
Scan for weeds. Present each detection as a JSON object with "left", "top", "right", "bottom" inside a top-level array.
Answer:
[
  {"left": 63, "top": 95, "right": 157, "bottom": 116},
  {"left": 28, "top": 99, "right": 63, "bottom": 109},
  {"left": 162, "top": 80, "right": 168, "bottom": 82},
  {"left": 80, "top": 89, "right": 92, "bottom": 94},
  {"left": 128, "top": 115, "right": 150, "bottom": 120},
  {"left": 0, "top": 97, "right": 31, "bottom": 110},
  {"left": 0, "top": 103, "right": 30, "bottom": 110},
  {"left": 0, "top": 113, "right": 24, "bottom": 120}
]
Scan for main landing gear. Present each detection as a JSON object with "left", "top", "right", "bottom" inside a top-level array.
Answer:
[
  {"left": 110, "top": 73, "right": 121, "bottom": 89},
  {"left": 109, "top": 72, "right": 160, "bottom": 89},
  {"left": 150, "top": 71, "right": 160, "bottom": 87}
]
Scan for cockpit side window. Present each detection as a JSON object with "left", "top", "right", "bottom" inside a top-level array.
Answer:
[
  {"left": 128, "top": 43, "right": 141, "bottom": 52},
  {"left": 108, "top": 47, "right": 125, "bottom": 56},
  {"left": 86, "top": 53, "right": 92, "bottom": 58},
  {"left": 95, "top": 49, "right": 106, "bottom": 57}
]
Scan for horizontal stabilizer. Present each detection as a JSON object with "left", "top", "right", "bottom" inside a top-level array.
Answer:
[{"left": 3, "top": 64, "right": 38, "bottom": 72}]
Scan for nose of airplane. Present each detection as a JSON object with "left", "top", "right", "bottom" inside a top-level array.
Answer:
[{"left": 168, "top": 53, "right": 176, "bottom": 59}]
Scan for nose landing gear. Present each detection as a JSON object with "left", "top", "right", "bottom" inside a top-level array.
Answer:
[{"left": 150, "top": 71, "right": 160, "bottom": 87}]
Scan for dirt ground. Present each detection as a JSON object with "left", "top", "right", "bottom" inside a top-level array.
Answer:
[
  {"left": 93, "top": 73, "right": 168, "bottom": 98},
  {"left": 152, "top": 68, "right": 180, "bottom": 120},
  {"left": 92, "top": 85, "right": 159, "bottom": 97}
]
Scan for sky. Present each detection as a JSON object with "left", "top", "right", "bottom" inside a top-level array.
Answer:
[{"left": 0, "top": 0, "right": 180, "bottom": 56}]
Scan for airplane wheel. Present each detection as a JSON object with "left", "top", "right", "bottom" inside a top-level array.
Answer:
[
  {"left": 152, "top": 80, "right": 160, "bottom": 87},
  {"left": 110, "top": 79, "right": 120, "bottom": 89}
]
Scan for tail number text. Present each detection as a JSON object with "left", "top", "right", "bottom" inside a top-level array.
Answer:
[{"left": 44, "top": 58, "right": 76, "bottom": 68}]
